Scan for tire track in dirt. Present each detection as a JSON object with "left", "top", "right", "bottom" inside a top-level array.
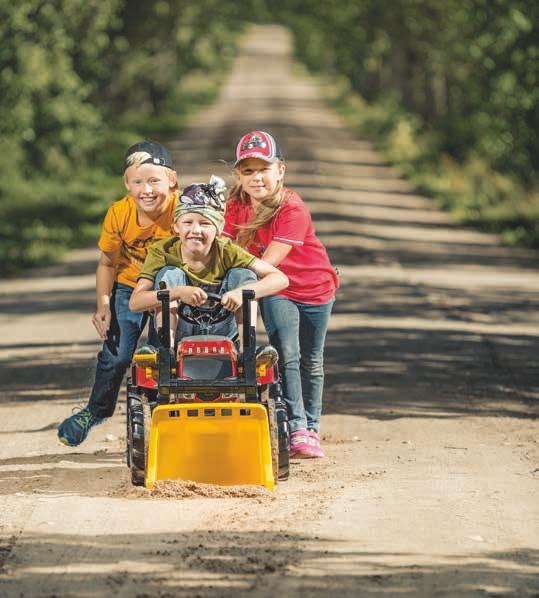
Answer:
[{"left": 1, "top": 24, "right": 538, "bottom": 597}]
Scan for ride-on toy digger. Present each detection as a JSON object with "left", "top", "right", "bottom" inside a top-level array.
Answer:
[{"left": 126, "top": 288, "right": 290, "bottom": 490}]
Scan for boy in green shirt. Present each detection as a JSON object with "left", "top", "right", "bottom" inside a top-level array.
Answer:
[{"left": 129, "top": 176, "right": 288, "bottom": 344}]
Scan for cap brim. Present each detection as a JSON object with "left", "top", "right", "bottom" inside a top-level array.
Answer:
[{"left": 234, "top": 152, "right": 279, "bottom": 167}]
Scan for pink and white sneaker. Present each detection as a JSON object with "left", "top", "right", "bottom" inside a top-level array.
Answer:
[
  {"left": 289, "top": 429, "right": 315, "bottom": 458},
  {"left": 307, "top": 429, "right": 324, "bottom": 458}
]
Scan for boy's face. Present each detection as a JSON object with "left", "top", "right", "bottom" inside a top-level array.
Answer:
[
  {"left": 174, "top": 212, "right": 217, "bottom": 256},
  {"left": 236, "top": 157, "right": 285, "bottom": 202},
  {"left": 124, "top": 163, "right": 177, "bottom": 214}
]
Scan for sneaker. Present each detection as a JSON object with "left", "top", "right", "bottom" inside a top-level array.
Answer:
[
  {"left": 58, "top": 407, "right": 104, "bottom": 447},
  {"left": 307, "top": 429, "right": 324, "bottom": 458},
  {"left": 290, "top": 429, "right": 315, "bottom": 458}
]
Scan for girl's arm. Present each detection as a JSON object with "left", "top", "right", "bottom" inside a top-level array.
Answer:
[
  {"left": 129, "top": 278, "right": 208, "bottom": 312},
  {"left": 220, "top": 259, "right": 288, "bottom": 311},
  {"left": 260, "top": 240, "right": 293, "bottom": 267},
  {"left": 92, "top": 250, "right": 118, "bottom": 339}
]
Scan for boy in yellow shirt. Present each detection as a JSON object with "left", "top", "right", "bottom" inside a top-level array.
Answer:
[{"left": 58, "top": 140, "right": 178, "bottom": 446}]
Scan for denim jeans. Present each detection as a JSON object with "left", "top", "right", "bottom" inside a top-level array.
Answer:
[
  {"left": 154, "top": 266, "right": 257, "bottom": 339},
  {"left": 88, "top": 283, "right": 157, "bottom": 419},
  {"left": 260, "top": 296, "right": 334, "bottom": 433}
]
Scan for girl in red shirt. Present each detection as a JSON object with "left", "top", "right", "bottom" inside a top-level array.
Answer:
[{"left": 223, "top": 130, "right": 339, "bottom": 458}]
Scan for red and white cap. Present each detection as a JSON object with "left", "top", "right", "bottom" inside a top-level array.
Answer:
[{"left": 234, "top": 130, "right": 283, "bottom": 166}]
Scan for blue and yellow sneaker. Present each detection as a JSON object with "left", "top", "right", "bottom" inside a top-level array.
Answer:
[{"left": 58, "top": 407, "right": 104, "bottom": 447}]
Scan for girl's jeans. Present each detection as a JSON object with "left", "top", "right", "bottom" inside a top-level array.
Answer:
[
  {"left": 154, "top": 266, "right": 256, "bottom": 339},
  {"left": 88, "top": 283, "right": 157, "bottom": 419},
  {"left": 260, "top": 295, "right": 334, "bottom": 434}
]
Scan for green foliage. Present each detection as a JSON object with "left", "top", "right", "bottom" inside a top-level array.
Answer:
[
  {"left": 275, "top": 0, "right": 538, "bottom": 183},
  {"left": 2, "top": 0, "right": 537, "bottom": 274},
  {"left": 323, "top": 73, "right": 539, "bottom": 248},
  {"left": 0, "top": 0, "right": 244, "bottom": 276},
  {"left": 272, "top": 0, "right": 538, "bottom": 247}
]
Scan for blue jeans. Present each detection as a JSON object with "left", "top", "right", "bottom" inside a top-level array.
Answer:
[
  {"left": 260, "top": 296, "right": 334, "bottom": 433},
  {"left": 154, "top": 267, "right": 257, "bottom": 339},
  {"left": 88, "top": 283, "right": 157, "bottom": 419}
]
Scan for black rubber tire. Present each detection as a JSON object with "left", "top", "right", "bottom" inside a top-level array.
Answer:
[
  {"left": 268, "top": 381, "right": 290, "bottom": 481},
  {"left": 131, "top": 466, "right": 145, "bottom": 486},
  {"left": 276, "top": 400, "right": 290, "bottom": 481},
  {"left": 262, "top": 389, "right": 279, "bottom": 484},
  {"left": 142, "top": 398, "right": 152, "bottom": 479},
  {"left": 126, "top": 381, "right": 136, "bottom": 467},
  {"left": 126, "top": 390, "right": 148, "bottom": 486}
]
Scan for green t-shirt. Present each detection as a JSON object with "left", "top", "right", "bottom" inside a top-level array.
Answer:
[{"left": 138, "top": 235, "right": 256, "bottom": 287}]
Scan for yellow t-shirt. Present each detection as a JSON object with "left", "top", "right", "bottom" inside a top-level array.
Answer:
[{"left": 98, "top": 194, "right": 176, "bottom": 288}]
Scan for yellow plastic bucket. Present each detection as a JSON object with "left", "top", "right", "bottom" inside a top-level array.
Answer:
[{"left": 145, "top": 402, "right": 275, "bottom": 490}]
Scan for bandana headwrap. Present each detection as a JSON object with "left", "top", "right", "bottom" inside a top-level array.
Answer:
[{"left": 175, "top": 175, "right": 226, "bottom": 233}]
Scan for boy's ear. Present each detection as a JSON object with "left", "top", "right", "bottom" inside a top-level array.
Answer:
[
  {"left": 173, "top": 220, "right": 181, "bottom": 234},
  {"left": 123, "top": 173, "right": 130, "bottom": 190},
  {"left": 168, "top": 170, "right": 178, "bottom": 188},
  {"left": 277, "top": 162, "right": 286, "bottom": 179}
]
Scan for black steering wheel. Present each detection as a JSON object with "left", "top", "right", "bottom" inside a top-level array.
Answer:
[{"left": 178, "top": 291, "right": 231, "bottom": 328}]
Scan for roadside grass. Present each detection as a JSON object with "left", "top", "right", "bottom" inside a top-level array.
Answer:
[{"left": 315, "top": 71, "right": 539, "bottom": 249}]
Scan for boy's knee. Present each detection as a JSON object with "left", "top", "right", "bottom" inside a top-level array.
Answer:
[
  {"left": 155, "top": 266, "right": 188, "bottom": 289},
  {"left": 225, "top": 267, "right": 257, "bottom": 289}
]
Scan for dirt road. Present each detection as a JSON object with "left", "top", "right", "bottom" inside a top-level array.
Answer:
[{"left": 1, "top": 25, "right": 538, "bottom": 597}]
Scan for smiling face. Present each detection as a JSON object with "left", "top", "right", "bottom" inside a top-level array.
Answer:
[
  {"left": 124, "top": 163, "right": 177, "bottom": 216},
  {"left": 174, "top": 211, "right": 217, "bottom": 258},
  {"left": 235, "top": 157, "right": 285, "bottom": 203}
]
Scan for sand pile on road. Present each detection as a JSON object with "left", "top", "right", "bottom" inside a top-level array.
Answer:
[
  {"left": 111, "top": 470, "right": 272, "bottom": 500},
  {"left": 150, "top": 479, "right": 273, "bottom": 499}
]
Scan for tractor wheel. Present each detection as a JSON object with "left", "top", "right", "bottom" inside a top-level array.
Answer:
[
  {"left": 126, "top": 385, "right": 132, "bottom": 467},
  {"left": 268, "top": 381, "right": 290, "bottom": 481},
  {"left": 275, "top": 399, "right": 290, "bottom": 481},
  {"left": 127, "top": 391, "right": 147, "bottom": 486},
  {"left": 262, "top": 389, "right": 279, "bottom": 484},
  {"left": 142, "top": 398, "right": 152, "bottom": 478}
]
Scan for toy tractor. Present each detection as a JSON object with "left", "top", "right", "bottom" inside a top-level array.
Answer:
[{"left": 126, "top": 288, "right": 290, "bottom": 490}]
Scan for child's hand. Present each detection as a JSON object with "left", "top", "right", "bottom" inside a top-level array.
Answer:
[
  {"left": 92, "top": 305, "right": 111, "bottom": 339},
  {"left": 221, "top": 289, "right": 243, "bottom": 312},
  {"left": 176, "top": 286, "right": 208, "bottom": 307}
]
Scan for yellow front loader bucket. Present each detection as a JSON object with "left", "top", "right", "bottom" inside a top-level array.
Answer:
[{"left": 145, "top": 402, "right": 275, "bottom": 490}]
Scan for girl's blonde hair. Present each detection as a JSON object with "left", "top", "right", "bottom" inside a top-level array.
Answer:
[
  {"left": 124, "top": 151, "right": 179, "bottom": 191},
  {"left": 228, "top": 161, "right": 285, "bottom": 247}
]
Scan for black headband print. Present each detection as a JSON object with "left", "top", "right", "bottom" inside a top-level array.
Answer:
[{"left": 179, "top": 175, "right": 226, "bottom": 213}]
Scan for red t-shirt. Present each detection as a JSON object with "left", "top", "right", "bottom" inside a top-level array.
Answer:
[{"left": 223, "top": 189, "right": 338, "bottom": 304}]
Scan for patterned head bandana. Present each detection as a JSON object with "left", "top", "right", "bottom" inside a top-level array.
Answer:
[{"left": 174, "top": 175, "right": 226, "bottom": 233}]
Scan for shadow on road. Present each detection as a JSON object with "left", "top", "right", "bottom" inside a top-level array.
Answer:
[
  {"left": 0, "top": 451, "right": 124, "bottom": 498},
  {"left": 0, "top": 530, "right": 536, "bottom": 597}
]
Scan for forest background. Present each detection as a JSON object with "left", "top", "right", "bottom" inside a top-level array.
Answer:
[{"left": 1, "top": 0, "right": 537, "bottom": 276}]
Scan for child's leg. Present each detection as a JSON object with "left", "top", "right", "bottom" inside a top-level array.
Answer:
[
  {"left": 297, "top": 299, "right": 334, "bottom": 433},
  {"left": 218, "top": 267, "right": 257, "bottom": 347},
  {"left": 154, "top": 266, "right": 190, "bottom": 345},
  {"left": 260, "top": 296, "right": 307, "bottom": 432},
  {"left": 88, "top": 283, "right": 148, "bottom": 419},
  {"left": 59, "top": 283, "right": 148, "bottom": 446}
]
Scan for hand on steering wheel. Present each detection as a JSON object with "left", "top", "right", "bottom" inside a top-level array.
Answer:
[
  {"left": 179, "top": 286, "right": 208, "bottom": 307},
  {"left": 178, "top": 291, "right": 231, "bottom": 326},
  {"left": 220, "top": 288, "right": 244, "bottom": 312}
]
